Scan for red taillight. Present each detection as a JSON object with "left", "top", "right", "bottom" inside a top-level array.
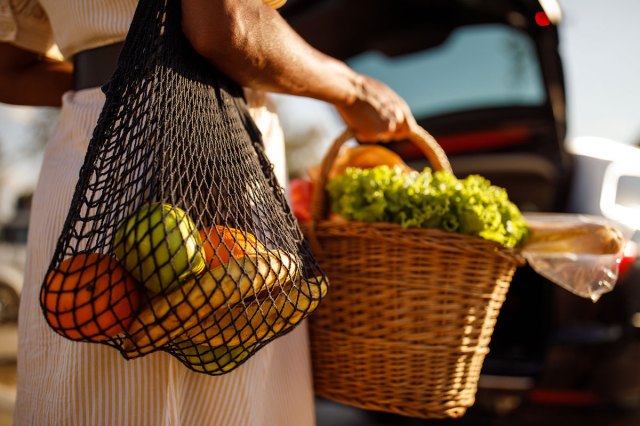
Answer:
[
  {"left": 619, "top": 241, "right": 638, "bottom": 280},
  {"left": 389, "top": 126, "right": 533, "bottom": 159},
  {"left": 535, "top": 11, "right": 551, "bottom": 26}
]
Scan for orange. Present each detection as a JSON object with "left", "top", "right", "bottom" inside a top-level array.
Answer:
[
  {"left": 199, "top": 226, "right": 264, "bottom": 269},
  {"left": 41, "top": 253, "right": 143, "bottom": 342}
]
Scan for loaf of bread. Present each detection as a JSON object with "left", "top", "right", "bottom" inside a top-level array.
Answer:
[{"left": 522, "top": 220, "right": 624, "bottom": 255}]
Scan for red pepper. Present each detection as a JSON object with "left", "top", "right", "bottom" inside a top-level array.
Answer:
[{"left": 289, "top": 178, "right": 313, "bottom": 223}]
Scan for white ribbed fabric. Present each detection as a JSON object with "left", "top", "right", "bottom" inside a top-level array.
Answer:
[
  {"left": 0, "top": 0, "right": 289, "bottom": 58},
  {"left": 2, "top": 1, "right": 317, "bottom": 425}
]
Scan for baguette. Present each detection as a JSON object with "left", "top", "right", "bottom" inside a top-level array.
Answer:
[{"left": 522, "top": 221, "right": 624, "bottom": 255}]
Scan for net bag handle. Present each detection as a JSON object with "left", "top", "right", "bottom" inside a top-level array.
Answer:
[{"left": 310, "top": 124, "right": 452, "bottom": 223}]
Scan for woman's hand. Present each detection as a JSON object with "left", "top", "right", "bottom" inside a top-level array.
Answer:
[
  {"left": 181, "top": 0, "right": 418, "bottom": 142},
  {"left": 335, "top": 75, "right": 417, "bottom": 142}
]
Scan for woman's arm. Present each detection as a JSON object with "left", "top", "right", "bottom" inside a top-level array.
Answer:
[
  {"left": 0, "top": 44, "right": 72, "bottom": 107},
  {"left": 181, "top": 0, "right": 416, "bottom": 141},
  {"left": 0, "top": 0, "right": 417, "bottom": 139}
]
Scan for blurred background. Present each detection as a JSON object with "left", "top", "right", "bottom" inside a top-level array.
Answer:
[
  {"left": 0, "top": 0, "right": 639, "bottom": 424},
  {"left": 560, "top": 0, "right": 640, "bottom": 145}
]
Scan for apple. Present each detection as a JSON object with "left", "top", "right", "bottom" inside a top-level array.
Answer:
[
  {"left": 113, "top": 203, "right": 205, "bottom": 293},
  {"left": 175, "top": 340, "right": 254, "bottom": 374}
]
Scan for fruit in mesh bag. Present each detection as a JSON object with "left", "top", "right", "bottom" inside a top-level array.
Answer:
[
  {"left": 122, "top": 247, "right": 299, "bottom": 356},
  {"left": 199, "top": 225, "right": 265, "bottom": 269},
  {"left": 41, "top": 253, "right": 143, "bottom": 342},
  {"left": 186, "top": 275, "right": 328, "bottom": 348},
  {"left": 113, "top": 203, "right": 206, "bottom": 293},
  {"left": 174, "top": 340, "right": 254, "bottom": 374}
]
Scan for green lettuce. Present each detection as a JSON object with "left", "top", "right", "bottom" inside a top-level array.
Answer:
[{"left": 326, "top": 165, "right": 529, "bottom": 248}]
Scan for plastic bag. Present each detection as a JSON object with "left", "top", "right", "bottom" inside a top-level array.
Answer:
[{"left": 521, "top": 213, "right": 634, "bottom": 302}]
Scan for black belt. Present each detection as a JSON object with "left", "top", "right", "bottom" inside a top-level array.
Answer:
[{"left": 72, "top": 42, "right": 124, "bottom": 91}]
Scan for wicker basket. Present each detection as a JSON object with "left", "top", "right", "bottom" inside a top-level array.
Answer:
[{"left": 305, "top": 127, "right": 522, "bottom": 419}]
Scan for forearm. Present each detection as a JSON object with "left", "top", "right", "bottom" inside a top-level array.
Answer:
[
  {"left": 0, "top": 44, "right": 72, "bottom": 107},
  {"left": 0, "top": 60, "right": 72, "bottom": 107},
  {"left": 181, "top": 0, "right": 361, "bottom": 106}
]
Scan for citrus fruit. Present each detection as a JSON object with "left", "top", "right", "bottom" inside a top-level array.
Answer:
[
  {"left": 199, "top": 225, "right": 263, "bottom": 269},
  {"left": 41, "top": 253, "right": 142, "bottom": 342}
]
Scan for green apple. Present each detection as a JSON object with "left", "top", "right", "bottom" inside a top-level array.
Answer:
[
  {"left": 176, "top": 340, "right": 254, "bottom": 374},
  {"left": 113, "top": 203, "right": 205, "bottom": 293}
]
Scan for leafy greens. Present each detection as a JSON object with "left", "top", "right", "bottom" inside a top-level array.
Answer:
[{"left": 327, "top": 165, "right": 529, "bottom": 248}]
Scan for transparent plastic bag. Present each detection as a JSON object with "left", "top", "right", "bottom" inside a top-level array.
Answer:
[{"left": 521, "top": 213, "right": 635, "bottom": 302}]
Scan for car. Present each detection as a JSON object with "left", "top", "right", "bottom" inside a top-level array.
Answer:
[
  {"left": 281, "top": 0, "right": 571, "bottom": 209},
  {"left": 0, "top": 194, "right": 30, "bottom": 326},
  {"left": 0, "top": 244, "right": 22, "bottom": 325},
  {"left": 278, "top": 0, "right": 640, "bottom": 421}
]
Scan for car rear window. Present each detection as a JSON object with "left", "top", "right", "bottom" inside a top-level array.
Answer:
[{"left": 347, "top": 24, "right": 547, "bottom": 118}]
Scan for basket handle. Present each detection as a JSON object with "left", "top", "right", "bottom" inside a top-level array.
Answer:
[{"left": 310, "top": 124, "right": 453, "bottom": 223}]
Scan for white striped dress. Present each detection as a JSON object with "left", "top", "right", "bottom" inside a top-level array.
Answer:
[{"left": 0, "top": 1, "right": 316, "bottom": 425}]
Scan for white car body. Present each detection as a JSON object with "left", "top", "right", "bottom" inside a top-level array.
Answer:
[{"left": 566, "top": 136, "right": 640, "bottom": 242}]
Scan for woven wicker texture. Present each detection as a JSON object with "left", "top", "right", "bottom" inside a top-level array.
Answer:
[{"left": 306, "top": 128, "right": 519, "bottom": 418}]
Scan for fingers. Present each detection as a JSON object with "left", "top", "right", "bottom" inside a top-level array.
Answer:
[
  {"left": 339, "top": 75, "right": 418, "bottom": 143},
  {"left": 355, "top": 104, "right": 412, "bottom": 143}
]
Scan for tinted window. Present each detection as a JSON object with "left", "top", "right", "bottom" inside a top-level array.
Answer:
[
  {"left": 347, "top": 24, "right": 546, "bottom": 118},
  {"left": 616, "top": 175, "right": 640, "bottom": 208}
]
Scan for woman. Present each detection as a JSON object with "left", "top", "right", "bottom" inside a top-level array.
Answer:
[{"left": 0, "top": 0, "right": 416, "bottom": 424}]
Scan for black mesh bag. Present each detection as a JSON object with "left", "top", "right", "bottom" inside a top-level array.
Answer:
[{"left": 39, "top": 0, "right": 328, "bottom": 376}]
